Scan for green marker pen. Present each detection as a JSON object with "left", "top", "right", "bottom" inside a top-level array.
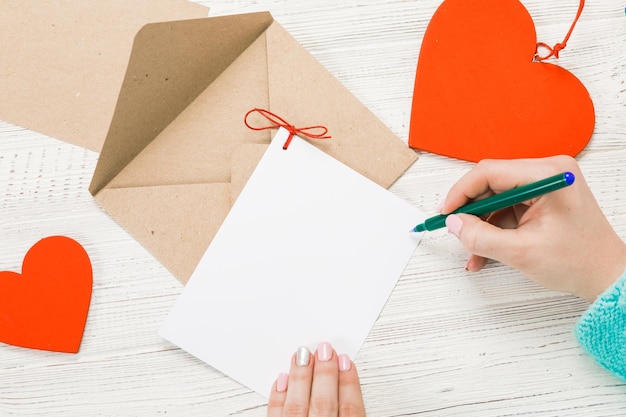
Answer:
[{"left": 411, "top": 172, "right": 576, "bottom": 233}]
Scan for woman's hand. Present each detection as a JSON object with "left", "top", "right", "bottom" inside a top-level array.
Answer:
[
  {"left": 441, "top": 155, "right": 626, "bottom": 302},
  {"left": 267, "top": 343, "right": 365, "bottom": 417}
]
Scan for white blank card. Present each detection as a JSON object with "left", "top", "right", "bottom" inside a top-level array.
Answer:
[{"left": 160, "top": 128, "right": 424, "bottom": 397}]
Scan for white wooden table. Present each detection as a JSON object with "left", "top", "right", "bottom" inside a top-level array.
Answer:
[{"left": 1, "top": 1, "right": 625, "bottom": 415}]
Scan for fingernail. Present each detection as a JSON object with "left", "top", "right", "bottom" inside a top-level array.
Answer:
[
  {"left": 276, "top": 373, "right": 289, "bottom": 392},
  {"left": 296, "top": 346, "right": 310, "bottom": 366},
  {"left": 446, "top": 214, "right": 463, "bottom": 237},
  {"left": 338, "top": 354, "right": 351, "bottom": 371},
  {"left": 317, "top": 342, "right": 332, "bottom": 362},
  {"left": 464, "top": 258, "right": 471, "bottom": 271}
]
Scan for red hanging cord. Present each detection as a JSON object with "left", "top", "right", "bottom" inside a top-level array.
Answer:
[
  {"left": 244, "top": 108, "right": 331, "bottom": 150},
  {"left": 535, "top": 0, "right": 585, "bottom": 61}
]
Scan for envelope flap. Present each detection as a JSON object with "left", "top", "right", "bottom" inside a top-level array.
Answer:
[
  {"left": 89, "top": 12, "right": 275, "bottom": 195},
  {"left": 95, "top": 183, "right": 232, "bottom": 282},
  {"left": 265, "top": 22, "right": 418, "bottom": 189}
]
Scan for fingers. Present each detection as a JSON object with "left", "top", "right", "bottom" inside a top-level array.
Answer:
[
  {"left": 309, "top": 343, "right": 339, "bottom": 416},
  {"left": 465, "top": 254, "right": 488, "bottom": 272},
  {"left": 446, "top": 214, "right": 524, "bottom": 269},
  {"left": 282, "top": 346, "right": 315, "bottom": 417},
  {"left": 462, "top": 206, "right": 526, "bottom": 271},
  {"left": 337, "top": 355, "right": 366, "bottom": 417},
  {"left": 267, "top": 373, "right": 290, "bottom": 417},
  {"left": 267, "top": 344, "right": 366, "bottom": 417},
  {"left": 441, "top": 155, "right": 580, "bottom": 214}
]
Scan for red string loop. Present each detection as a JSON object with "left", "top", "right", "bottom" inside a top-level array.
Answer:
[
  {"left": 244, "top": 108, "right": 331, "bottom": 150},
  {"left": 535, "top": 0, "right": 585, "bottom": 61}
]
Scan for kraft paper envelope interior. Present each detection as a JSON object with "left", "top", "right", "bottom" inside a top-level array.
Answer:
[
  {"left": 0, "top": 0, "right": 208, "bottom": 152},
  {"left": 89, "top": 12, "right": 418, "bottom": 284},
  {"left": 160, "top": 128, "right": 425, "bottom": 397}
]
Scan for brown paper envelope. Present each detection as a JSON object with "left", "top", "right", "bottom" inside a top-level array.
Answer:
[
  {"left": 89, "top": 12, "right": 418, "bottom": 284},
  {"left": 0, "top": 0, "right": 208, "bottom": 152}
]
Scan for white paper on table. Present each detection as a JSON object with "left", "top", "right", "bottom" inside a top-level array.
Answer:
[{"left": 160, "top": 127, "right": 425, "bottom": 397}]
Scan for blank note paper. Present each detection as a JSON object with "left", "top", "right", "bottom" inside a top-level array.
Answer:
[{"left": 160, "top": 127, "right": 424, "bottom": 397}]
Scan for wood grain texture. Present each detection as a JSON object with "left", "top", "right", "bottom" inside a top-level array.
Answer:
[{"left": 1, "top": 1, "right": 625, "bottom": 416}]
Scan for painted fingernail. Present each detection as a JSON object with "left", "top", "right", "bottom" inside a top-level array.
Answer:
[
  {"left": 317, "top": 342, "right": 332, "bottom": 362},
  {"left": 338, "top": 354, "right": 351, "bottom": 371},
  {"left": 296, "top": 346, "right": 310, "bottom": 366},
  {"left": 446, "top": 214, "right": 463, "bottom": 237},
  {"left": 276, "top": 373, "right": 289, "bottom": 392},
  {"left": 436, "top": 199, "right": 445, "bottom": 213}
]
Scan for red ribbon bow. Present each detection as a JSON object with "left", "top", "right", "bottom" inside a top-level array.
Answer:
[{"left": 244, "top": 108, "right": 331, "bottom": 150}]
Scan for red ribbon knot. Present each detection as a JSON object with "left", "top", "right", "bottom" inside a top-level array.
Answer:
[
  {"left": 244, "top": 108, "right": 331, "bottom": 150},
  {"left": 536, "top": 41, "right": 567, "bottom": 60},
  {"left": 535, "top": 0, "right": 584, "bottom": 61}
]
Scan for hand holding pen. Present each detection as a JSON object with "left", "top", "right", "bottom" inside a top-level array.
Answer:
[
  {"left": 412, "top": 171, "right": 575, "bottom": 232},
  {"left": 433, "top": 156, "right": 626, "bottom": 302}
]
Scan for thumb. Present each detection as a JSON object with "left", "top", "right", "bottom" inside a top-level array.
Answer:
[{"left": 445, "top": 214, "right": 520, "bottom": 265}]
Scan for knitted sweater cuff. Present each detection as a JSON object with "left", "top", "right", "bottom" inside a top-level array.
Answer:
[{"left": 574, "top": 269, "right": 626, "bottom": 380}]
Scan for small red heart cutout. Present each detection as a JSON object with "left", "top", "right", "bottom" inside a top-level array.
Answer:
[
  {"left": 409, "top": 0, "right": 594, "bottom": 162},
  {"left": 0, "top": 236, "right": 92, "bottom": 353}
]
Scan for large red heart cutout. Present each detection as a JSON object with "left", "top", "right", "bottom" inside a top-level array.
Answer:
[
  {"left": 409, "top": 0, "right": 595, "bottom": 162},
  {"left": 0, "top": 236, "right": 92, "bottom": 353}
]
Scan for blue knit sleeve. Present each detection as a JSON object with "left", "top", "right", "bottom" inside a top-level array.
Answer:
[{"left": 574, "top": 270, "right": 626, "bottom": 380}]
